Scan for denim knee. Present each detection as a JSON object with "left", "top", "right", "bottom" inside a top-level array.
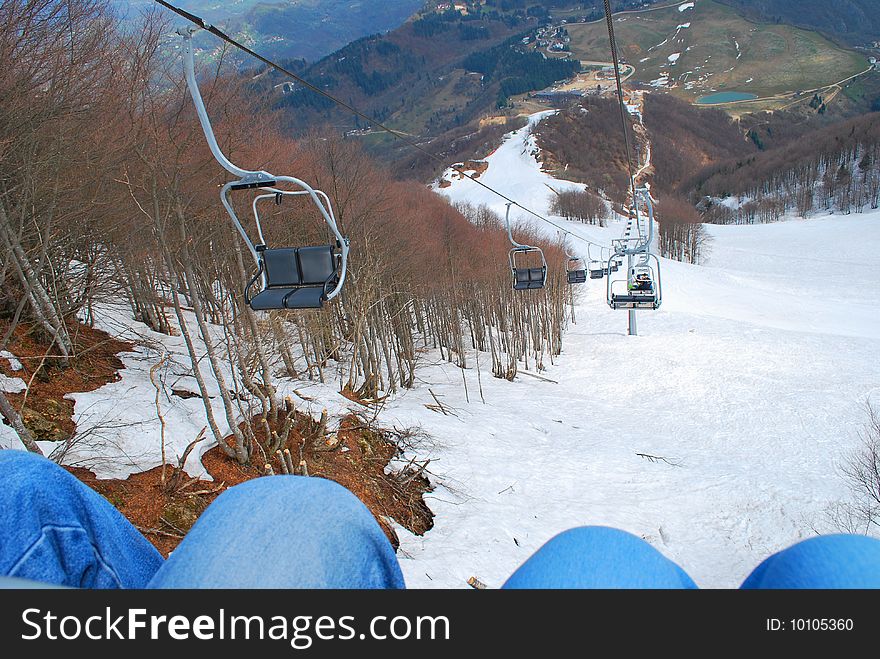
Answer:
[
  {"left": 741, "top": 534, "right": 880, "bottom": 589},
  {"left": 503, "top": 526, "right": 698, "bottom": 589}
]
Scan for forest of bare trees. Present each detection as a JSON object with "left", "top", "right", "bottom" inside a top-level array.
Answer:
[
  {"left": 0, "top": 0, "right": 573, "bottom": 465},
  {"left": 656, "top": 195, "right": 710, "bottom": 264},
  {"left": 535, "top": 97, "right": 641, "bottom": 205},
  {"left": 549, "top": 189, "right": 609, "bottom": 226},
  {"left": 689, "top": 113, "right": 880, "bottom": 222}
]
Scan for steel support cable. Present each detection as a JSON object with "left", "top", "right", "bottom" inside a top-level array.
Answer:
[{"left": 153, "top": 0, "right": 612, "bottom": 253}]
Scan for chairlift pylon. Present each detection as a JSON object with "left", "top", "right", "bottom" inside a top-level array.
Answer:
[
  {"left": 505, "top": 203, "right": 547, "bottom": 290},
  {"left": 180, "top": 30, "right": 349, "bottom": 311}
]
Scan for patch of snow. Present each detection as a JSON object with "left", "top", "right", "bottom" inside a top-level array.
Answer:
[
  {"left": 649, "top": 72, "right": 671, "bottom": 87},
  {"left": 668, "top": 53, "right": 681, "bottom": 64},
  {"left": 0, "top": 424, "right": 25, "bottom": 451},
  {"left": 59, "top": 303, "right": 362, "bottom": 480},
  {"left": 649, "top": 38, "right": 669, "bottom": 52},
  {"left": 679, "top": 2, "right": 695, "bottom": 11},
  {"left": 678, "top": 23, "right": 691, "bottom": 29},
  {"left": 0, "top": 351, "right": 22, "bottom": 371},
  {"left": 432, "top": 112, "right": 585, "bottom": 219},
  {"left": 0, "top": 374, "right": 26, "bottom": 394}
]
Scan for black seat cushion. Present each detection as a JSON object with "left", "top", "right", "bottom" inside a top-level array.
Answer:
[
  {"left": 513, "top": 268, "right": 545, "bottom": 290},
  {"left": 262, "top": 248, "right": 300, "bottom": 287},
  {"left": 298, "top": 246, "right": 336, "bottom": 286},
  {"left": 249, "top": 286, "right": 325, "bottom": 310},
  {"left": 249, "top": 288, "right": 295, "bottom": 311}
]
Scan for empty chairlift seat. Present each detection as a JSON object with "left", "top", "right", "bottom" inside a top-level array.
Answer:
[
  {"left": 247, "top": 245, "right": 338, "bottom": 310},
  {"left": 513, "top": 266, "right": 547, "bottom": 290},
  {"left": 566, "top": 257, "right": 587, "bottom": 284}
]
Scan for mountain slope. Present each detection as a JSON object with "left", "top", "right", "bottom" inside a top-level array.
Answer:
[
  {"left": 119, "top": 0, "right": 425, "bottom": 61},
  {"left": 718, "top": 0, "right": 880, "bottom": 47}
]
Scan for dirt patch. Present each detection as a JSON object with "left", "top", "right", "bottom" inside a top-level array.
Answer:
[
  {"left": 3, "top": 319, "right": 433, "bottom": 557},
  {"left": 68, "top": 414, "right": 433, "bottom": 557},
  {"left": 207, "top": 411, "right": 434, "bottom": 550},
  {"left": 451, "top": 160, "right": 489, "bottom": 179},
  {"left": 0, "top": 320, "right": 132, "bottom": 441},
  {"left": 66, "top": 464, "right": 220, "bottom": 557}
]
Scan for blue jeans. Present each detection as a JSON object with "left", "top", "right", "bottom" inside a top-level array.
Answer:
[{"left": 2, "top": 451, "right": 879, "bottom": 589}]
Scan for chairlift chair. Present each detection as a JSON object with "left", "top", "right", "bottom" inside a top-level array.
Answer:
[
  {"left": 607, "top": 257, "right": 662, "bottom": 310},
  {"left": 566, "top": 256, "right": 587, "bottom": 284},
  {"left": 180, "top": 31, "right": 348, "bottom": 311},
  {"left": 586, "top": 245, "right": 606, "bottom": 279},
  {"left": 244, "top": 191, "right": 344, "bottom": 310},
  {"left": 505, "top": 204, "right": 547, "bottom": 290}
]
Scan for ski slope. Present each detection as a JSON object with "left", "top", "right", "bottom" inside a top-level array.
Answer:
[
  {"left": 3, "top": 112, "right": 877, "bottom": 589},
  {"left": 388, "top": 114, "right": 880, "bottom": 588}
]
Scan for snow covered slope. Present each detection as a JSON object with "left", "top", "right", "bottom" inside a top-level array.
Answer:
[
  {"left": 388, "top": 114, "right": 880, "bottom": 588},
  {"left": 5, "top": 112, "right": 875, "bottom": 589}
]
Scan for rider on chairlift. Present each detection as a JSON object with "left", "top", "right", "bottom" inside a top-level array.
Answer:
[{"left": 629, "top": 271, "right": 653, "bottom": 292}]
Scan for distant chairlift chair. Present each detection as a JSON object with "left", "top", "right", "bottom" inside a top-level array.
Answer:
[
  {"left": 587, "top": 245, "right": 606, "bottom": 279},
  {"left": 566, "top": 255, "right": 588, "bottom": 284},
  {"left": 505, "top": 203, "right": 547, "bottom": 290},
  {"left": 608, "top": 263, "right": 660, "bottom": 310}
]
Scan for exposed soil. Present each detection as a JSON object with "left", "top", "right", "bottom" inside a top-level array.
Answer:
[
  {"left": 64, "top": 412, "right": 433, "bottom": 557},
  {"left": 66, "top": 464, "right": 219, "bottom": 557},
  {"left": 206, "top": 409, "right": 434, "bottom": 550},
  {"left": 450, "top": 159, "right": 489, "bottom": 179},
  {"left": 0, "top": 320, "right": 132, "bottom": 440},
  {"left": 1, "top": 320, "right": 433, "bottom": 557}
]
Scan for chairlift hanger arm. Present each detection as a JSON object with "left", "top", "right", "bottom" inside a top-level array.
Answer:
[
  {"left": 181, "top": 30, "right": 273, "bottom": 184},
  {"left": 504, "top": 203, "right": 530, "bottom": 251}
]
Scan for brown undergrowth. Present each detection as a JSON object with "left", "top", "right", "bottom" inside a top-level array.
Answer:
[
  {"left": 67, "top": 412, "right": 434, "bottom": 557},
  {"left": 1, "top": 321, "right": 433, "bottom": 557},
  {"left": 0, "top": 320, "right": 132, "bottom": 440}
]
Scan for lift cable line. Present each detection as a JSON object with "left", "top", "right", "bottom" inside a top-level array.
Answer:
[
  {"left": 602, "top": 0, "right": 638, "bottom": 206},
  {"left": 152, "top": 0, "right": 610, "bottom": 253},
  {"left": 601, "top": 1, "right": 662, "bottom": 335}
]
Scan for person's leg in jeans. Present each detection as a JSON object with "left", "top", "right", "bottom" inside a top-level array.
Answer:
[
  {"left": 148, "top": 476, "right": 404, "bottom": 589},
  {"left": 0, "top": 451, "right": 403, "bottom": 589},
  {"left": 740, "top": 535, "right": 880, "bottom": 589},
  {"left": 502, "top": 527, "right": 698, "bottom": 589},
  {"left": 0, "top": 450, "right": 163, "bottom": 588}
]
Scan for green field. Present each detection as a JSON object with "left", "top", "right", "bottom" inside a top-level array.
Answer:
[{"left": 563, "top": 0, "right": 869, "bottom": 102}]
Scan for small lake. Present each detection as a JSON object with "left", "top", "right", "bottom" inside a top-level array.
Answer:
[{"left": 696, "top": 91, "right": 758, "bottom": 105}]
